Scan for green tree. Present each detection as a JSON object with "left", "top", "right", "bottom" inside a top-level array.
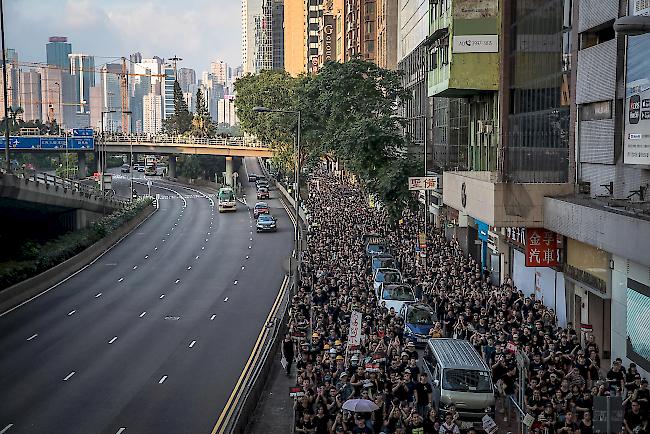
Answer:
[
  {"left": 177, "top": 154, "right": 201, "bottom": 178},
  {"left": 162, "top": 80, "right": 192, "bottom": 135},
  {"left": 191, "top": 88, "right": 213, "bottom": 137}
]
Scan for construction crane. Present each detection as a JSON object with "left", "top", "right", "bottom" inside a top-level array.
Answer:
[{"left": 10, "top": 60, "right": 168, "bottom": 134}]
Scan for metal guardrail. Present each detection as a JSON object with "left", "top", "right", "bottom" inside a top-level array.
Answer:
[
  {"left": 8, "top": 169, "right": 129, "bottom": 205},
  {"left": 99, "top": 133, "right": 265, "bottom": 148}
]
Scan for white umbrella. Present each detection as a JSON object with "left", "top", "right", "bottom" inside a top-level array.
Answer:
[{"left": 342, "top": 398, "right": 380, "bottom": 413}]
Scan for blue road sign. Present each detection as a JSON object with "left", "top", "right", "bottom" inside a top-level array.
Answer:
[
  {"left": 72, "top": 128, "right": 94, "bottom": 137},
  {"left": 0, "top": 136, "right": 94, "bottom": 150}
]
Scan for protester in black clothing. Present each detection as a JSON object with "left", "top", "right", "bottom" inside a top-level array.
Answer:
[{"left": 282, "top": 334, "right": 295, "bottom": 376}]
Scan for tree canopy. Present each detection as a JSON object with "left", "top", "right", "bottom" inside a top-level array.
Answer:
[
  {"left": 162, "top": 80, "right": 192, "bottom": 135},
  {"left": 234, "top": 60, "right": 421, "bottom": 217}
]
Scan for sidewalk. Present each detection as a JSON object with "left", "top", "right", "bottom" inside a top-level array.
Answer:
[{"left": 246, "top": 346, "right": 295, "bottom": 433}]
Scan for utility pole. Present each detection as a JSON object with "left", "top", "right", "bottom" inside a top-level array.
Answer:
[{"left": 1, "top": 0, "right": 11, "bottom": 172}]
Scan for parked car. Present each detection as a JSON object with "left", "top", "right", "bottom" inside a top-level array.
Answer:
[
  {"left": 257, "top": 187, "right": 270, "bottom": 200},
  {"left": 400, "top": 303, "right": 436, "bottom": 345},
  {"left": 377, "top": 284, "right": 416, "bottom": 314},
  {"left": 253, "top": 201, "right": 270, "bottom": 218},
  {"left": 373, "top": 267, "right": 402, "bottom": 293},
  {"left": 120, "top": 164, "right": 130, "bottom": 173},
  {"left": 256, "top": 214, "right": 277, "bottom": 232}
]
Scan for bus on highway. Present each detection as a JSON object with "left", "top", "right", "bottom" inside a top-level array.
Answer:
[{"left": 218, "top": 187, "right": 237, "bottom": 212}]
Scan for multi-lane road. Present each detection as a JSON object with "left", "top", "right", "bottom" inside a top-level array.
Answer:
[{"left": 0, "top": 158, "right": 292, "bottom": 434}]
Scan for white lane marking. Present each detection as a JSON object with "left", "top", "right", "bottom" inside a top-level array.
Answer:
[
  {"left": 195, "top": 255, "right": 199, "bottom": 259},
  {"left": 187, "top": 266, "right": 192, "bottom": 270},
  {"left": 162, "top": 239, "right": 166, "bottom": 242},
  {"left": 166, "top": 233, "right": 170, "bottom": 236},
  {"left": 0, "top": 424, "right": 13, "bottom": 434},
  {"left": 246, "top": 255, "right": 249, "bottom": 259},
  {"left": 159, "top": 375, "right": 167, "bottom": 384},
  {"left": 210, "top": 314, "right": 216, "bottom": 320},
  {"left": 160, "top": 294, "right": 165, "bottom": 299},
  {"left": 109, "top": 336, "right": 118, "bottom": 344},
  {"left": 67, "top": 310, "right": 76, "bottom": 316},
  {"left": 115, "top": 429, "right": 126, "bottom": 434},
  {"left": 27, "top": 333, "right": 38, "bottom": 341},
  {"left": 250, "top": 231, "right": 253, "bottom": 235},
  {"left": 250, "top": 237, "right": 253, "bottom": 241},
  {"left": 145, "top": 255, "right": 149, "bottom": 259},
  {"left": 95, "top": 292, "right": 102, "bottom": 298},
  {"left": 63, "top": 371, "right": 75, "bottom": 381},
  {"left": 154, "top": 247, "right": 158, "bottom": 250},
  {"left": 207, "top": 232, "right": 211, "bottom": 235},
  {"left": 133, "top": 266, "right": 138, "bottom": 270},
  {"left": 140, "top": 311, "right": 147, "bottom": 318},
  {"left": 241, "top": 266, "right": 245, "bottom": 270},
  {"left": 248, "top": 246, "right": 252, "bottom": 249},
  {"left": 189, "top": 340, "right": 196, "bottom": 348},
  {"left": 118, "top": 277, "right": 124, "bottom": 282},
  {"left": 233, "top": 280, "right": 238, "bottom": 285},
  {"left": 201, "top": 246, "right": 205, "bottom": 250},
  {"left": 175, "top": 279, "right": 180, "bottom": 284},
  {"left": 205, "top": 238, "right": 209, "bottom": 242},
  {"left": 171, "top": 227, "right": 174, "bottom": 231},
  {"left": 224, "top": 297, "right": 229, "bottom": 302}
]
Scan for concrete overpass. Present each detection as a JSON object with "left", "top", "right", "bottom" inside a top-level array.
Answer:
[
  {"left": 0, "top": 170, "right": 126, "bottom": 231},
  {"left": 100, "top": 134, "right": 274, "bottom": 158}
]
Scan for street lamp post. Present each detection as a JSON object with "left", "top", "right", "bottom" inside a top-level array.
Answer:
[
  {"left": 122, "top": 110, "right": 133, "bottom": 201},
  {"left": 0, "top": 0, "right": 10, "bottom": 172},
  {"left": 100, "top": 110, "right": 116, "bottom": 191},
  {"left": 253, "top": 106, "right": 302, "bottom": 292}
]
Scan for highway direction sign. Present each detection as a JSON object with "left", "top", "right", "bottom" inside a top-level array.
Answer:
[{"left": 0, "top": 136, "right": 94, "bottom": 150}]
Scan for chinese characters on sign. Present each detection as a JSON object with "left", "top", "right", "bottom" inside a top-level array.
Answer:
[
  {"left": 408, "top": 176, "right": 439, "bottom": 191},
  {"left": 347, "top": 310, "right": 363, "bottom": 346},
  {"left": 525, "top": 228, "right": 560, "bottom": 267}
]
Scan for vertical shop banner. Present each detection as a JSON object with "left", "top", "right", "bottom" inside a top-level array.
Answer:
[
  {"left": 348, "top": 310, "right": 363, "bottom": 347},
  {"left": 624, "top": 0, "right": 650, "bottom": 165},
  {"left": 525, "top": 228, "right": 560, "bottom": 267}
]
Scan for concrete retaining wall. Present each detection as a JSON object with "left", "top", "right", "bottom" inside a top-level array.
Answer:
[{"left": 0, "top": 204, "right": 156, "bottom": 314}]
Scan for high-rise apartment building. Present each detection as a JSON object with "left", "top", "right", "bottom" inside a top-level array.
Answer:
[
  {"left": 242, "top": 0, "right": 264, "bottom": 74},
  {"left": 211, "top": 60, "right": 229, "bottom": 86},
  {"left": 68, "top": 54, "right": 95, "bottom": 113},
  {"left": 134, "top": 57, "right": 163, "bottom": 91},
  {"left": 19, "top": 69, "right": 42, "bottom": 122},
  {"left": 0, "top": 48, "right": 20, "bottom": 111},
  {"left": 284, "top": 0, "right": 308, "bottom": 75},
  {"left": 89, "top": 86, "right": 103, "bottom": 131},
  {"left": 272, "top": 0, "right": 285, "bottom": 70},
  {"left": 218, "top": 96, "right": 238, "bottom": 125},
  {"left": 46, "top": 36, "right": 72, "bottom": 70},
  {"left": 39, "top": 66, "right": 64, "bottom": 126},
  {"left": 100, "top": 63, "right": 123, "bottom": 132},
  {"left": 345, "top": 0, "right": 376, "bottom": 62},
  {"left": 254, "top": 0, "right": 275, "bottom": 72},
  {"left": 143, "top": 93, "right": 163, "bottom": 134},
  {"left": 178, "top": 67, "right": 196, "bottom": 92},
  {"left": 376, "top": 0, "right": 398, "bottom": 69}
]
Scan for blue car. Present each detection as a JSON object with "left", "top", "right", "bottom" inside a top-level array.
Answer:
[
  {"left": 400, "top": 303, "right": 436, "bottom": 346},
  {"left": 371, "top": 254, "right": 397, "bottom": 273}
]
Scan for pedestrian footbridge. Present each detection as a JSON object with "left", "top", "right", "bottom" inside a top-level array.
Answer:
[{"left": 101, "top": 134, "right": 273, "bottom": 158}]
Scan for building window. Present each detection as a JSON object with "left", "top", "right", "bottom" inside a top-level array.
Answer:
[{"left": 441, "top": 37, "right": 449, "bottom": 65}]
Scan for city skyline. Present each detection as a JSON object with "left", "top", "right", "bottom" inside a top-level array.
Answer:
[{"left": 4, "top": 0, "right": 241, "bottom": 74}]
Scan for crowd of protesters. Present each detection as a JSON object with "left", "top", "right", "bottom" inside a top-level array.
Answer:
[{"left": 281, "top": 170, "right": 648, "bottom": 434}]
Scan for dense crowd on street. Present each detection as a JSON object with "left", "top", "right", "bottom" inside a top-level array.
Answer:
[{"left": 281, "top": 170, "right": 649, "bottom": 434}]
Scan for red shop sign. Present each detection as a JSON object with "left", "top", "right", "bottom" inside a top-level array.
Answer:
[{"left": 525, "top": 228, "right": 560, "bottom": 267}]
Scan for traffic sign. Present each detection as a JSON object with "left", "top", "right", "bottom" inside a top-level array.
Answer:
[
  {"left": 0, "top": 136, "right": 94, "bottom": 150},
  {"left": 72, "top": 128, "right": 93, "bottom": 137}
]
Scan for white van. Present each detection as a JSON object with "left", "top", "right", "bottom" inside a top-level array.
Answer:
[{"left": 423, "top": 338, "right": 495, "bottom": 428}]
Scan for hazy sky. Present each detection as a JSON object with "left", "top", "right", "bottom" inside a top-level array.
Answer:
[{"left": 4, "top": 0, "right": 242, "bottom": 74}]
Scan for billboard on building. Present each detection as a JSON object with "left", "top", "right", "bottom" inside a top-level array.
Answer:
[
  {"left": 624, "top": 1, "right": 650, "bottom": 165},
  {"left": 455, "top": 0, "right": 498, "bottom": 19}
]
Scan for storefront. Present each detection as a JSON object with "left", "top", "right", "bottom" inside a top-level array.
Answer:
[{"left": 506, "top": 227, "right": 568, "bottom": 327}]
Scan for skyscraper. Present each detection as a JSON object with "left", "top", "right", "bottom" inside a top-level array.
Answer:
[
  {"left": 0, "top": 48, "right": 20, "bottom": 111},
  {"left": 284, "top": 0, "right": 307, "bottom": 75},
  {"left": 19, "top": 70, "right": 42, "bottom": 122},
  {"left": 40, "top": 66, "right": 64, "bottom": 125},
  {"left": 211, "top": 60, "right": 229, "bottom": 86},
  {"left": 163, "top": 64, "right": 176, "bottom": 120},
  {"left": 254, "top": 0, "right": 274, "bottom": 72},
  {"left": 143, "top": 93, "right": 163, "bottom": 134},
  {"left": 178, "top": 67, "right": 196, "bottom": 92},
  {"left": 272, "top": 0, "right": 285, "bottom": 70},
  {"left": 218, "top": 96, "right": 238, "bottom": 125},
  {"left": 46, "top": 36, "right": 72, "bottom": 70},
  {"left": 242, "top": 0, "right": 263, "bottom": 73},
  {"left": 100, "top": 63, "right": 123, "bottom": 132},
  {"left": 69, "top": 53, "right": 96, "bottom": 113}
]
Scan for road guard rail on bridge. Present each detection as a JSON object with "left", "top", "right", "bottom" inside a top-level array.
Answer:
[
  {"left": 99, "top": 133, "right": 263, "bottom": 147},
  {"left": 6, "top": 169, "right": 129, "bottom": 207}
]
